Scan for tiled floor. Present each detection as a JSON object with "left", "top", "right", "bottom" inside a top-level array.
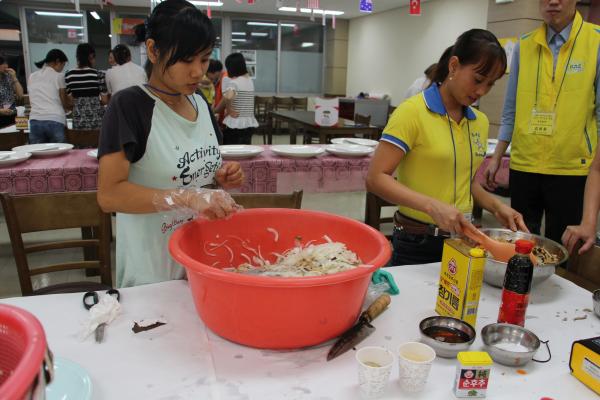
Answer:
[{"left": 0, "top": 133, "right": 507, "bottom": 299}]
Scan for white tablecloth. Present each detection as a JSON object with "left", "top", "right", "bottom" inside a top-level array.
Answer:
[{"left": 2, "top": 263, "right": 599, "bottom": 399}]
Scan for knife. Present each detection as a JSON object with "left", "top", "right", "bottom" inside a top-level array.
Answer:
[
  {"left": 326, "top": 293, "right": 391, "bottom": 361},
  {"left": 95, "top": 323, "right": 106, "bottom": 343}
]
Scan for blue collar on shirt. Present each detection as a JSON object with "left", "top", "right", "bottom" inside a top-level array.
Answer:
[
  {"left": 422, "top": 84, "right": 476, "bottom": 121},
  {"left": 546, "top": 20, "right": 573, "bottom": 45}
]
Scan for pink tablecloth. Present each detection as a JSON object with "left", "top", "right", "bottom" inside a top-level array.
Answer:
[
  {"left": 237, "top": 147, "right": 372, "bottom": 193},
  {"left": 0, "top": 149, "right": 98, "bottom": 194}
]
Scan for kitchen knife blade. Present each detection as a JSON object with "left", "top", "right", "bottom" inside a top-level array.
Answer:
[
  {"left": 326, "top": 293, "right": 391, "bottom": 361},
  {"left": 95, "top": 323, "right": 106, "bottom": 343}
]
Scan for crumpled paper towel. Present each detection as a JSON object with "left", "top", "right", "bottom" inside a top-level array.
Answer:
[{"left": 79, "top": 293, "right": 121, "bottom": 340}]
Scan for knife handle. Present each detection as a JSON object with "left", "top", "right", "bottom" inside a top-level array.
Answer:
[{"left": 365, "top": 294, "right": 391, "bottom": 322}]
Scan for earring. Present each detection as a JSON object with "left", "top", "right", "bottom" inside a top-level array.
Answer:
[{"left": 449, "top": 76, "right": 454, "bottom": 81}]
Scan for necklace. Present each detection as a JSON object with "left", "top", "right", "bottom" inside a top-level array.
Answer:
[{"left": 144, "top": 83, "right": 180, "bottom": 97}]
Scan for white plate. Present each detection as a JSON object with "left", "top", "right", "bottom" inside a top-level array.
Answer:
[
  {"left": 219, "top": 145, "right": 264, "bottom": 160},
  {"left": 12, "top": 143, "right": 74, "bottom": 157},
  {"left": 330, "top": 138, "right": 379, "bottom": 147},
  {"left": 325, "top": 144, "right": 374, "bottom": 157},
  {"left": 271, "top": 145, "right": 325, "bottom": 158},
  {"left": 87, "top": 149, "right": 98, "bottom": 158},
  {"left": 46, "top": 357, "right": 93, "bottom": 400},
  {"left": 0, "top": 151, "right": 32, "bottom": 167}
]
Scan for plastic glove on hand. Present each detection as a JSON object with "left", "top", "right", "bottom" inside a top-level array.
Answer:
[{"left": 371, "top": 269, "right": 399, "bottom": 295}]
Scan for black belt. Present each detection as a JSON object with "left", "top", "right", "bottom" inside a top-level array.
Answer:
[{"left": 393, "top": 211, "right": 450, "bottom": 237}]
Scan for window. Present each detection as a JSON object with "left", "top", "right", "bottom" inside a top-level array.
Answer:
[
  {"left": 279, "top": 21, "right": 323, "bottom": 93},
  {"left": 231, "top": 19, "right": 278, "bottom": 92},
  {"left": 211, "top": 17, "right": 221, "bottom": 61}
]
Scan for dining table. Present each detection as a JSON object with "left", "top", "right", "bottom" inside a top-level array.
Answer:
[
  {"left": 270, "top": 110, "right": 382, "bottom": 145},
  {"left": 1, "top": 263, "right": 597, "bottom": 399}
]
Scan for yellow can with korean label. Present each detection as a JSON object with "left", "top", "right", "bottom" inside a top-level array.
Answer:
[{"left": 454, "top": 351, "right": 493, "bottom": 398}]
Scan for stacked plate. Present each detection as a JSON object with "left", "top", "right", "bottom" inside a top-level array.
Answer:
[
  {"left": 330, "top": 137, "right": 379, "bottom": 147},
  {"left": 219, "top": 145, "right": 264, "bottom": 160},
  {"left": 0, "top": 151, "right": 32, "bottom": 167},
  {"left": 271, "top": 145, "right": 325, "bottom": 158},
  {"left": 87, "top": 149, "right": 98, "bottom": 158},
  {"left": 13, "top": 143, "right": 74, "bottom": 157},
  {"left": 325, "top": 143, "right": 374, "bottom": 158}
]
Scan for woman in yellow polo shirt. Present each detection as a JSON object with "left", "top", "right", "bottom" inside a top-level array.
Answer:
[{"left": 367, "top": 29, "right": 528, "bottom": 265}]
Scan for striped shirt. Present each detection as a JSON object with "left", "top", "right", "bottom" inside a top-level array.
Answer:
[
  {"left": 65, "top": 68, "right": 106, "bottom": 98},
  {"left": 222, "top": 75, "right": 258, "bottom": 129}
]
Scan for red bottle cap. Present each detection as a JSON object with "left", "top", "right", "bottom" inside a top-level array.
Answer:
[{"left": 515, "top": 239, "right": 534, "bottom": 254}]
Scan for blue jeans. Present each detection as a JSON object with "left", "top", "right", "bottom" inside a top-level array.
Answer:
[{"left": 29, "top": 120, "right": 65, "bottom": 144}]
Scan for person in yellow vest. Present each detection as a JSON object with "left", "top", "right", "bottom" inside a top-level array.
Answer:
[
  {"left": 485, "top": 0, "right": 600, "bottom": 244},
  {"left": 367, "top": 29, "right": 528, "bottom": 266}
]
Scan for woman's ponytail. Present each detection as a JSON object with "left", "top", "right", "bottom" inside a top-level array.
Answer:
[{"left": 431, "top": 45, "right": 454, "bottom": 84}]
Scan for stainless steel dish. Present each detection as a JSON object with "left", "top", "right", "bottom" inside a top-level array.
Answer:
[
  {"left": 593, "top": 289, "right": 600, "bottom": 318},
  {"left": 479, "top": 229, "right": 568, "bottom": 288},
  {"left": 481, "top": 323, "right": 540, "bottom": 366},
  {"left": 419, "top": 316, "right": 476, "bottom": 358}
]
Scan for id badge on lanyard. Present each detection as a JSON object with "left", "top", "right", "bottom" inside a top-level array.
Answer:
[{"left": 528, "top": 109, "right": 556, "bottom": 136}]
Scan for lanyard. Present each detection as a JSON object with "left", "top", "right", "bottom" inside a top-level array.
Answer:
[
  {"left": 446, "top": 115, "right": 473, "bottom": 208},
  {"left": 534, "top": 21, "right": 582, "bottom": 110}
]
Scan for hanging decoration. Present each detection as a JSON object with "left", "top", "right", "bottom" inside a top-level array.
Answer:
[
  {"left": 71, "top": 0, "right": 81, "bottom": 12},
  {"left": 248, "top": 0, "right": 255, "bottom": 4},
  {"left": 207, "top": 4, "right": 212, "bottom": 18},
  {"left": 332, "top": 14, "right": 336, "bottom": 29},
  {"left": 307, "top": 0, "right": 320, "bottom": 9},
  {"left": 409, "top": 0, "right": 421, "bottom": 15},
  {"left": 322, "top": 12, "right": 326, "bottom": 26},
  {"left": 359, "top": 0, "right": 373, "bottom": 14}
]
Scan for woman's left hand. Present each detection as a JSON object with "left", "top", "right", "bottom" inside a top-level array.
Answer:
[
  {"left": 493, "top": 203, "right": 529, "bottom": 232},
  {"left": 215, "top": 162, "right": 244, "bottom": 189}
]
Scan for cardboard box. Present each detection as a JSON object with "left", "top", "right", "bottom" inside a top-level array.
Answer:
[
  {"left": 435, "top": 239, "right": 486, "bottom": 327},
  {"left": 570, "top": 336, "right": 600, "bottom": 395}
]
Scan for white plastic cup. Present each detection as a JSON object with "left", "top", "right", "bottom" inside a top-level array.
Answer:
[
  {"left": 397, "top": 341, "right": 436, "bottom": 393},
  {"left": 355, "top": 346, "right": 394, "bottom": 399}
]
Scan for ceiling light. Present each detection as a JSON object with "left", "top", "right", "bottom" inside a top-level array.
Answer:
[
  {"left": 301, "top": 42, "right": 314, "bottom": 47},
  {"left": 299, "top": 8, "right": 344, "bottom": 16},
  {"left": 247, "top": 22, "right": 277, "bottom": 27},
  {"left": 108, "top": 34, "right": 112, "bottom": 38},
  {"left": 190, "top": 1, "right": 224, "bottom": 6},
  {"left": 35, "top": 11, "right": 83, "bottom": 18},
  {"left": 232, "top": 32, "right": 246, "bottom": 35},
  {"left": 251, "top": 32, "right": 268, "bottom": 37},
  {"left": 278, "top": 7, "right": 297, "bottom": 12},
  {"left": 90, "top": 11, "right": 100, "bottom": 20},
  {"left": 232, "top": 38, "right": 246, "bottom": 42},
  {"left": 57, "top": 25, "right": 84, "bottom": 29}
]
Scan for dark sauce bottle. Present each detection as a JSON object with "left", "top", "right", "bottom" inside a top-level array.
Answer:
[{"left": 497, "top": 239, "right": 534, "bottom": 327}]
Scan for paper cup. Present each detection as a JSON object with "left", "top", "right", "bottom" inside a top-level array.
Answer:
[
  {"left": 356, "top": 346, "right": 394, "bottom": 399},
  {"left": 397, "top": 341, "right": 436, "bottom": 392}
]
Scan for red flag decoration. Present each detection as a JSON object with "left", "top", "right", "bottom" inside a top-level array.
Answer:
[
  {"left": 207, "top": 5, "right": 211, "bottom": 18},
  {"left": 307, "top": 0, "right": 319, "bottom": 9},
  {"left": 409, "top": 0, "right": 421, "bottom": 15},
  {"left": 248, "top": 0, "right": 255, "bottom": 4}
]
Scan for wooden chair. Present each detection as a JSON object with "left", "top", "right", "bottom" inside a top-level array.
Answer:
[
  {"left": 354, "top": 113, "right": 371, "bottom": 126},
  {"left": 0, "top": 130, "right": 27, "bottom": 150},
  {"left": 292, "top": 97, "right": 308, "bottom": 111},
  {"left": 273, "top": 97, "right": 295, "bottom": 139},
  {"left": 255, "top": 96, "right": 274, "bottom": 144},
  {"left": 558, "top": 244, "right": 600, "bottom": 292},
  {"left": 65, "top": 129, "right": 99, "bottom": 149},
  {"left": 0, "top": 191, "right": 113, "bottom": 296},
  {"left": 232, "top": 190, "right": 303, "bottom": 209},
  {"left": 364, "top": 192, "right": 395, "bottom": 240}
]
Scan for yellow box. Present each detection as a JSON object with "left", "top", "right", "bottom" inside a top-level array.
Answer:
[
  {"left": 435, "top": 239, "right": 486, "bottom": 327},
  {"left": 570, "top": 336, "right": 600, "bottom": 395}
]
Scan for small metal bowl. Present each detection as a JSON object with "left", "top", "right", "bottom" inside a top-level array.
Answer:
[
  {"left": 593, "top": 289, "right": 600, "bottom": 318},
  {"left": 481, "top": 323, "right": 540, "bottom": 366},
  {"left": 419, "top": 316, "right": 476, "bottom": 358}
]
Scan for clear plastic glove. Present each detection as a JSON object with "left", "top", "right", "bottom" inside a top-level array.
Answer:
[
  {"left": 215, "top": 163, "right": 244, "bottom": 189},
  {"left": 79, "top": 293, "right": 121, "bottom": 340},
  {"left": 155, "top": 187, "right": 241, "bottom": 220}
]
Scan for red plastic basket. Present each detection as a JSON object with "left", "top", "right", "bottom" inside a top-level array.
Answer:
[{"left": 0, "top": 304, "right": 48, "bottom": 400}]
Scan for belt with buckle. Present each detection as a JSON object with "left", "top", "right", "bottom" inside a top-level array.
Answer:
[{"left": 393, "top": 211, "right": 450, "bottom": 237}]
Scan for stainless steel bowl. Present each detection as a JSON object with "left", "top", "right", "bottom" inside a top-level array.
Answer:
[
  {"left": 593, "top": 289, "right": 600, "bottom": 318},
  {"left": 419, "top": 316, "right": 476, "bottom": 358},
  {"left": 479, "top": 228, "right": 569, "bottom": 288},
  {"left": 481, "top": 323, "right": 540, "bottom": 366}
]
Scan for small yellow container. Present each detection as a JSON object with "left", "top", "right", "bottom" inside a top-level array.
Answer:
[
  {"left": 435, "top": 239, "right": 486, "bottom": 327},
  {"left": 454, "top": 351, "right": 493, "bottom": 398},
  {"left": 570, "top": 336, "right": 600, "bottom": 395}
]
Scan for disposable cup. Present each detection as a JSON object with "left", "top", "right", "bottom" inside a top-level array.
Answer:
[
  {"left": 397, "top": 341, "right": 436, "bottom": 392},
  {"left": 355, "top": 346, "right": 394, "bottom": 399}
]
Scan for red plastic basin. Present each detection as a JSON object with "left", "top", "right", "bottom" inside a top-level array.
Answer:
[{"left": 169, "top": 208, "right": 391, "bottom": 349}]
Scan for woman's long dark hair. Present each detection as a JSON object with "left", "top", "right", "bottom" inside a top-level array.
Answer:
[
  {"left": 432, "top": 29, "right": 506, "bottom": 84},
  {"left": 225, "top": 53, "right": 248, "bottom": 78},
  {"left": 135, "top": 0, "right": 216, "bottom": 76},
  {"left": 34, "top": 49, "right": 68, "bottom": 69},
  {"left": 76, "top": 43, "right": 95, "bottom": 68},
  {"left": 112, "top": 44, "right": 131, "bottom": 65}
]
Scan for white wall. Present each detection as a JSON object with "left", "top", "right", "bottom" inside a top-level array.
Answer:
[{"left": 346, "top": 0, "right": 489, "bottom": 106}]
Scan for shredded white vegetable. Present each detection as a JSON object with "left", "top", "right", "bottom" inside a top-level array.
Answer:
[{"left": 266, "top": 227, "right": 279, "bottom": 242}]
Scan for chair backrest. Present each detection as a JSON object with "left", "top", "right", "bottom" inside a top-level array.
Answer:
[
  {"left": 0, "top": 191, "right": 113, "bottom": 296},
  {"left": 232, "top": 190, "right": 303, "bottom": 209},
  {"left": 0, "top": 131, "right": 28, "bottom": 151},
  {"left": 274, "top": 96, "right": 294, "bottom": 111},
  {"left": 364, "top": 192, "right": 394, "bottom": 239},
  {"left": 354, "top": 113, "right": 372, "bottom": 126},
  {"left": 255, "top": 96, "right": 274, "bottom": 123},
  {"left": 292, "top": 97, "right": 308, "bottom": 111},
  {"left": 65, "top": 129, "right": 99, "bottom": 149}
]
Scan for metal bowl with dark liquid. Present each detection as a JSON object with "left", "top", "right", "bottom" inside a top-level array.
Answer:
[{"left": 419, "top": 316, "right": 476, "bottom": 358}]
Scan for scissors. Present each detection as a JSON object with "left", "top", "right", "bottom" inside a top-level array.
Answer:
[{"left": 82, "top": 289, "right": 120, "bottom": 343}]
